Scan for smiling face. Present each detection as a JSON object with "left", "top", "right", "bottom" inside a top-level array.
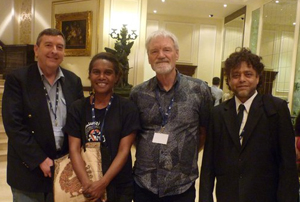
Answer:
[
  {"left": 228, "top": 61, "right": 259, "bottom": 103},
  {"left": 89, "top": 59, "right": 119, "bottom": 95},
  {"left": 147, "top": 36, "right": 179, "bottom": 75},
  {"left": 34, "top": 35, "right": 65, "bottom": 71}
]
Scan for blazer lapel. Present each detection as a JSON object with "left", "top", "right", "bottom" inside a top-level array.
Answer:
[
  {"left": 223, "top": 98, "right": 242, "bottom": 150},
  {"left": 241, "top": 95, "right": 264, "bottom": 150},
  {"left": 27, "top": 65, "right": 51, "bottom": 118},
  {"left": 26, "top": 64, "right": 56, "bottom": 149},
  {"left": 61, "top": 76, "right": 72, "bottom": 109}
]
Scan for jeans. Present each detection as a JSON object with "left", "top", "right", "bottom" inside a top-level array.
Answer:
[{"left": 11, "top": 188, "right": 54, "bottom": 202}]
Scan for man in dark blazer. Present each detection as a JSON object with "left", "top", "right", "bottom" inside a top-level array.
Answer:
[
  {"left": 199, "top": 48, "right": 299, "bottom": 202},
  {"left": 2, "top": 28, "right": 83, "bottom": 202}
]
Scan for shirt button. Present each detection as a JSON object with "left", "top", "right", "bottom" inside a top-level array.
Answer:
[
  {"left": 31, "top": 131, "right": 35, "bottom": 134},
  {"left": 28, "top": 114, "right": 32, "bottom": 118}
]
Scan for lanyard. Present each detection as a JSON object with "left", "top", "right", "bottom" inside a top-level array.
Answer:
[
  {"left": 91, "top": 95, "right": 114, "bottom": 144},
  {"left": 155, "top": 83, "right": 178, "bottom": 130},
  {"left": 43, "top": 81, "right": 59, "bottom": 126}
]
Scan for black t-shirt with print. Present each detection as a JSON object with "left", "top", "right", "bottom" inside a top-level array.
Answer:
[{"left": 63, "top": 94, "right": 140, "bottom": 187}]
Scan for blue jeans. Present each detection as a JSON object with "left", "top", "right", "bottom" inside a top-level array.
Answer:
[{"left": 11, "top": 188, "right": 53, "bottom": 202}]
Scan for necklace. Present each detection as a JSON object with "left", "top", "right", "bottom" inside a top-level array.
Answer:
[
  {"left": 43, "top": 81, "right": 59, "bottom": 126},
  {"left": 91, "top": 94, "right": 114, "bottom": 144}
]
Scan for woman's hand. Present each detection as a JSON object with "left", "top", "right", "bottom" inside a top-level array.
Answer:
[{"left": 83, "top": 179, "right": 108, "bottom": 201}]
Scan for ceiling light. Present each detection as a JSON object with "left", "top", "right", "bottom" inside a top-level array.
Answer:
[
  {"left": 209, "top": 14, "right": 213, "bottom": 18},
  {"left": 153, "top": 10, "right": 157, "bottom": 13},
  {"left": 224, "top": 4, "right": 227, "bottom": 8},
  {"left": 275, "top": 0, "right": 279, "bottom": 3},
  {"left": 293, "top": 22, "right": 296, "bottom": 26},
  {"left": 162, "top": 0, "right": 165, "bottom": 2}
]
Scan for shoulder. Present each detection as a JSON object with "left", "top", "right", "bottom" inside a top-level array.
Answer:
[
  {"left": 70, "top": 97, "right": 88, "bottom": 108},
  {"left": 180, "top": 74, "right": 207, "bottom": 88},
  {"left": 130, "top": 78, "right": 155, "bottom": 99},
  {"left": 214, "top": 98, "right": 233, "bottom": 111},
  {"left": 68, "top": 97, "right": 89, "bottom": 116},
  {"left": 131, "top": 78, "right": 153, "bottom": 92},
  {"left": 261, "top": 94, "right": 287, "bottom": 108},
  {"left": 6, "top": 63, "right": 36, "bottom": 78},
  {"left": 259, "top": 94, "right": 289, "bottom": 117},
  {"left": 179, "top": 74, "right": 211, "bottom": 95},
  {"left": 114, "top": 94, "right": 138, "bottom": 109},
  {"left": 61, "top": 67, "right": 81, "bottom": 80}
]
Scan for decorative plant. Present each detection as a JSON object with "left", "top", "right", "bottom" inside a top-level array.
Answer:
[{"left": 105, "top": 24, "right": 137, "bottom": 88}]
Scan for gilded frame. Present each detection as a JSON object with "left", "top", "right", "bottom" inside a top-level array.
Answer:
[{"left": 55, "top": 11, "right": 92, "bottom": 56}]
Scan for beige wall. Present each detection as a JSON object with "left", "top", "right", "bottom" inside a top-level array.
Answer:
[
  {"left": 146, "top": 14, "right": 223, "bottom": 85},
  {"left": 0, "top": 0, "right": 16, "bottom": 44},
  {"left": 51, "top": 0, "right": 100, "bottom": 86},
  {"left": 0, "top": 0, "right": 276, "bottom": 89},
  {"left": 0, "top": 0, "right": 147, "bottom": 87}
]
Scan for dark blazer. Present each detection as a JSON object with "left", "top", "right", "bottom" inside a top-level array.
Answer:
[
  {"left": 2, "top": 62, "right": 84, "bottom": 192},
  {"left": 199, "top": 94, "right": 299, "bottom": 202}
]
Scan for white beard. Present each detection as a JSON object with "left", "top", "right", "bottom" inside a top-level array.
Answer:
[{"left": 152, "top": 63, "right": 174, "bottom": 75}]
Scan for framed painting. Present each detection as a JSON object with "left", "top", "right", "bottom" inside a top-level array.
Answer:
[{"left": 55, "top": 11, "right": 92, "bottom": 56}]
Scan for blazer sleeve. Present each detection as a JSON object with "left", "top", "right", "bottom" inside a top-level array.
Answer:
[
  {"left": 276, "top": 100, "right": 299, "bottom": 202},
  {"left": 2, "top": 73, "right": 48, "bottom": 170},
  {"left": 199, "top": 109, "right": 216, "bottom": 202}
]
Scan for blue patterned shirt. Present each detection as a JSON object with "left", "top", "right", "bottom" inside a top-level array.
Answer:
[{"left": 130, "top": 72, "right": 212, "bottom": 197}]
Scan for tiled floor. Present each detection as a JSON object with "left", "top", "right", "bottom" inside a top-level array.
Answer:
[{"left": 0, "top": 149, "right": 203, "bottom": 202}]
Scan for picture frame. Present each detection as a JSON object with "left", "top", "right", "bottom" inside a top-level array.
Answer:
[{"left": 55, "top": 11, "right": 92, "bottom": 56}]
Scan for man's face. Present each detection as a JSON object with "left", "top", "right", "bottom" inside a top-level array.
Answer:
[
  {"left": 147, "top": 36, "right": 179, "bottom": 75},
  {"left": 34, "top": 35, "right": 65, "bottom": 71},
  {"left": 228, "top": 61, "right": 259, "bottom": 103}
]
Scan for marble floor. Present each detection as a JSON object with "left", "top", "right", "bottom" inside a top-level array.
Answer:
[{"left": 0, "top": 161, "right": 12, "bottom": 201}]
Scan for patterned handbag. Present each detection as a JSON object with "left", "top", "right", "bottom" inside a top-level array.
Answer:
[{"left": 53, "top": 142, "right": 106, "bottom": 202}]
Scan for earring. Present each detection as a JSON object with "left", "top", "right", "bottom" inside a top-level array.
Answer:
[{"left": 89, "top": 88, "right": 95, "bottom": 96}]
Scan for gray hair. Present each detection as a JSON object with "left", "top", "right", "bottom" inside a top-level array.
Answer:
[{"left": 145, "top": 29, "right": 179, "bottom": 52}]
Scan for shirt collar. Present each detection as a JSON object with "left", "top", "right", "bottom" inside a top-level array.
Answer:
[
  {"left": 38, "top": 65, "right": 65, "bottom": 85},
  {"left": 235, "top": 90, "right": 258, "bottom": 113},
  {"left": 154, "top": 69, "right": 181, "bottom": 92}
]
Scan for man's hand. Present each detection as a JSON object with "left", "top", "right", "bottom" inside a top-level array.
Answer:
[{"left": 39, "top": 157, "right": 53, "bottom": 177}]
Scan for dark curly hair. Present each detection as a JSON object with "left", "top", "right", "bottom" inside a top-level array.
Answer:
[
  {"left": 88, "top": 52, "right": 122, "bottom": 77},
  {"left": 224, "top": 47, "right": 264, "bottom": 89}
]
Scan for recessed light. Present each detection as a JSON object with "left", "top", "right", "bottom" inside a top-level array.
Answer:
[
  {"left": 224, "top": 4, "right": 227, "bottom": 8},
  {"left": 209, "top": 14, "right": 213, "bottom": 17},
  {"left": 275, "top": 0, "right": 279, "bottom": 3},
  {"left": 162, "top": 0, "right": 165, "bottom": 2},
  {"left": 153, "top": 10, "right": 157, "bottom": 13},
  {"left": 293, "top": 22, "right": 296, "bottom": 25}
]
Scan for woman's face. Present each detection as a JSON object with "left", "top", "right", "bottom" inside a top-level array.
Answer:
[{"left": 89, "top": 59, "right": 118, "bottom": 95}]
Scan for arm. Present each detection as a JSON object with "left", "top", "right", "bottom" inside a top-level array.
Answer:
[
  {"left": 2, "top": 73, "right": 48, "bottom": 171},
  {"left": 85, "top": 132, "right": 136, "bottom": 200},
  {"left": 199, "top": 110, "right": 215, "bottom": 202},
  {"left": 199, "top": 82, "right": 212, "bottom": 152},
  {"left": 199, "top": 126, "right": 206, "bottom": 152},
  {"left": 68, "top": 135, "right": 92, "bottom": 190},
  {"left": 276, "top": 101, "right": 299, "bottom": 202}
]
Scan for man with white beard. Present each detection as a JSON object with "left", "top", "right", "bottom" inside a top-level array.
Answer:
[{"left": 130, "top": 29, "right": 212, "bottom": 202}]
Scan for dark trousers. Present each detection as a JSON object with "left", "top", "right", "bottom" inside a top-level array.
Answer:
[
  {"left": 133, "top": 181, "right": 195, "bottom": 202},
  {"left": 11, "top": 188, "right": 53, "bottom": 202}
]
